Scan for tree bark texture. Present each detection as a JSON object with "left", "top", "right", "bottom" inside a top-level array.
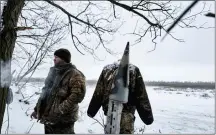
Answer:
[{"left": 0, "top": 0, "right": 25, "bottom": 133}]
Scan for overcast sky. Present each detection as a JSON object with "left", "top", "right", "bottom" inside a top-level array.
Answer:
[{"left": 15, "top": 1, "right": 215, "bottom": 82}]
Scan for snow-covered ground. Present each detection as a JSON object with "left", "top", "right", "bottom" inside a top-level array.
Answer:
[{"left": 1, "top": 82, "right": 215, "bottom": 134}]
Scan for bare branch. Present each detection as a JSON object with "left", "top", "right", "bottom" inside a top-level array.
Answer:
[
  {"left": 205, "top": 12, "right": 215, "bottom": 18},
  {"left": 161, "top": 0, "right": 199, "bottom": 41},
  {"left": 76, "top": 1, "right": 91, "bottom": 18},
  {"left": 107, "top": 0, "right": 160, "bottom": 27},
  {"left": 45, "top": 0, "right": 111, "bottom": 33},
  {"left": 68, "top": 16, "right": 85, "bottom": 55}
]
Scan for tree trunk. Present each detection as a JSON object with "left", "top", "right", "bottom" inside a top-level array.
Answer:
[{"left": 0, "top": 0, "right": 25, "bottom": 133}]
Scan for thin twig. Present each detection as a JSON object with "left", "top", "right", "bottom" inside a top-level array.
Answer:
[{"left": 25, "top": 122, "right": 35, "bottom": 134}]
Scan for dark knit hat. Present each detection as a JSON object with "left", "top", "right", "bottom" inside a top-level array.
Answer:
[{"left": 54, "top": 48, "right": 71, "bottom": 63}]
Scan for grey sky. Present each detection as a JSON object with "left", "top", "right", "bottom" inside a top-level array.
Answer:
[{"left": 13, "top": 1, "right": 215, "bottom": 82}]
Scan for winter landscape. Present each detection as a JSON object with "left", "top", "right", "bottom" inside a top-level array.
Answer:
[
  {"left": 0, "top": 0, "right": 215, "bottom": 134},
  {"left": 1, "top": 81, "right": 215, "bottom": 134}
]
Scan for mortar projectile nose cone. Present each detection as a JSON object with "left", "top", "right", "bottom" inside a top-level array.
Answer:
[{"left": 123, "top": 42, "right": 129, "bottom": 55}]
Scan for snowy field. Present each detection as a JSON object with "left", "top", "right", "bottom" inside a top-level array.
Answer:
[{"left": 1, "top": 82, "right": 215, "bottom": 134}]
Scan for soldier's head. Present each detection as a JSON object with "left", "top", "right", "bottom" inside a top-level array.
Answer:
[{"left": 54, "top": 48, "right": 71, "bottom": 65}]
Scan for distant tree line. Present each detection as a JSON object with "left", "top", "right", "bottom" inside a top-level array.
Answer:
[
  {"left": 13, "top": 78, "right": 215, "bottom": 90},
  {"left": 144, "top": 81, "right": 215, "bottom": 90},
  {"left": 12, "top": 77, "right": 45, "bottom": 83}
]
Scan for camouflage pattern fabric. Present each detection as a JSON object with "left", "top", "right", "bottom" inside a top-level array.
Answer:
[
  {"left": 87, "top": 63, "right": 154, "bottom": 133},
  {"left": 104, "top": 112, "right": 135, "bottom": 134},
  {"left": 44, "top": 122, "right": 75, "bottom": 134},
  {"left": 119, "top": 112, "right": 135, "bottom": 134},
  {"left": 34, "top": 63, "right": 86, "bottom": 125}
]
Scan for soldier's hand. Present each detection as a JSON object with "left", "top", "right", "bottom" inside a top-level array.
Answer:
[{"left": 30, "top": 111, "right": 37, "bottom": 119}]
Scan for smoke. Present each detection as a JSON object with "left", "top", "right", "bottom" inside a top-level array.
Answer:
[{"left": 0, "top": 59, "right": 12, "bottom": 87}]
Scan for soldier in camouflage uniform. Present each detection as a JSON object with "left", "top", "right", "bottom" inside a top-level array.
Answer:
[
  {"left": 87, "top": 61, "right": 154, "bottom": 134},
  {"left": 30, "top": 48, "right": 86, "bottom": 134}
]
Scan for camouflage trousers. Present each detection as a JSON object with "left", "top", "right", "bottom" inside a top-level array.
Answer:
[
  {"left": 105, "top": 112, "right": 135, "bottom": 134},
  {"left": 120, "top": 112, "right": 135, "bottom": 134},
  {"left": 44, "top": 122, "right": 75, "bottom": 134}
]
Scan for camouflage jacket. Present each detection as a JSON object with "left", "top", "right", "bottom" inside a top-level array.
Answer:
[
  {"left": 34, "top": 63, "right": 86, "bottom": 124},
  {"left": 87, "top": 63, "right": 154, "bottom": 125}
]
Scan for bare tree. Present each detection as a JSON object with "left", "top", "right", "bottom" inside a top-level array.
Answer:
[
  {"left": 0, "top": 1, "right": 25, "bottom": 132},
  {"left": 0, "top": 0, "right": 214, "bottom": 133},
  {"left": 13, "top": 20, "right": 65, "bottom": 94},
  {"left": 7, "top": 1, "right": 69, "bottom": 105}
]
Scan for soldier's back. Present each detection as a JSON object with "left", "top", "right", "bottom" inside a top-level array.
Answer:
[
  {"left": 101, "top": 63, "right": 139, "bottom": 133},
  {"left": 101, "top": 63, "right": 139, "bottom": 115}
]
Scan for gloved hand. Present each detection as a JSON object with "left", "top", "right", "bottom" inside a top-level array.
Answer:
[{"left": 39, "top": 118, "right": 55, "bottom": 125}]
